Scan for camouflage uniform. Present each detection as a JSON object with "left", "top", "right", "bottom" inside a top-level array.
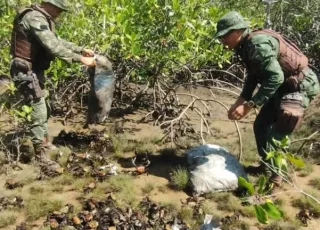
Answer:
[
  {"left": 235, "top": 29, "right": 319, "bottom": 161},
  {"left": 10, "top": 0, "right": 83, "bottom": 173},
  {"left": 214, "top": 12, "right": 319, "bottom": 186}
]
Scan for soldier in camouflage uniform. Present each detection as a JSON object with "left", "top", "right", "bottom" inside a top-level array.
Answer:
[
  {"left": 214, "top": 11, "right": 319, "bottom": 190},
  {"left": 10, "top": 0, "right": 96, "bottom": 175}
]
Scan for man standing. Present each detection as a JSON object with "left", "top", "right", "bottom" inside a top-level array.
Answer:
[
  {"left": 10, "top": 0, "right": 96, "bottom": 175},
  {"left": 214, "top": 11, "right": 319, "bottom": 190}
]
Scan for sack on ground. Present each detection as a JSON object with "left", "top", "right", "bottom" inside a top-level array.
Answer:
[
  {"left": 186, "top": 144, "right": 247, "bottom": 194},
  {"left": 87, "top": 55, "right": 115, "bottom": 124}
]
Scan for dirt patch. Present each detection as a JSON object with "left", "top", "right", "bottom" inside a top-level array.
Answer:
[{"left": 0, "top": 88, "right": 320, "bottom": 229}]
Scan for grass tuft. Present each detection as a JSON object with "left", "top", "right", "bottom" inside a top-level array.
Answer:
[
  {"left": 178, "top": 206, "right": 193, "bottom": 223},
  {"left": 292, "top": 194, "right": 320, "bottom": 218},
  {"left": 208, "top": 192, "right": 243, "bottom": 212},
  {"left": 105, "top": 175, "right": 138, "bottom": 208},
  {"left": 261, "top": 220, "right": 300, "bottom": 230},
  {"left": 309, "top": 177, "right": 320, "bottom": 190},
  {"left": 170, "top": 166, "right": 189, "bottom": 190},
  {"left": 296, "top": 162, "right": 313, "bottom": 177},
  {"left": 49, "top": 173, "right": 74, "bottom": 186},
  {"left": 0, "top": 211, "right": 16, "bottom": 228},
  {"left": 29, "top": 186, "right": 45, "bottom": 195},
  {"left": 141, "top": 183, "right": 154, "bottom": 194},
  {"left": 25, "top": 197, "right": 63, "bottom": 221}
]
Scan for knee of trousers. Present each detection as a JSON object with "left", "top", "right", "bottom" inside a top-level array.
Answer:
[
  {"left": 253, "top": 118, "right": 263, "bottom": 136},
  {"left": 30, "top": 98, "right": 47, "bottom": 126}
]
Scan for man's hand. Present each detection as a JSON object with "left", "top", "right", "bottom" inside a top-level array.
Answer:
[
  {"left": 82, "top": 48, "right": 95, "bottom": 57},
  {"left": 80, "top": 57, "right": 96, "bottom": 66},
  {"left": 228, "top": 103, "right": 252, "bottom": 120}
]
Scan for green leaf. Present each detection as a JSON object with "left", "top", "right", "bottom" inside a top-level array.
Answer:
[
  {"left": 272, "top": 138, "right": 282, "bottom": 148},
  {"left": 238, "top": 177, "right": 254, "bottom": 195},
  {"left": 254, "top": 204, "right": 268, "bottom": 224},
  {"left": 281, "top": 158, "right": 288, "bottom": 171},
  {"left": 280, "top": 136, "right": 290, "bottom": 149},
  {"left": 285, "top": 153, "right": 305, "bottom": 168},
  {"left": 261, "top": 201, "right": 283, "bottom": 220},
  {"left": 265, "top": 151, "right": 275, "bottom": 161},
  {"left": 172, "top": 0, "right": 180, "bottom": 11},
  {"left": 272, "top": 136, "right": 290, "bottom": 149},
  {"left": 274, "top": 154, "right": 283, "bottom": 171},
  {"left": 257, "top": 175, "right": 266, "bottom": 194},
  {"left": 14, "top": 110, "right": 26, "bottom": 118},
  {"left": 22, "top": 105, "right": 32, "bottom": 114}
]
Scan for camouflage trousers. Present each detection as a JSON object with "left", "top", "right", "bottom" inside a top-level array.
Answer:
[
  {"left": 253, "top": 93, "right": 308, "bottom": 163},
  {"left": 254, "top": 68, "right": 319, "bottom": 162},
  {"left": 12, "top": 69, "right": 49, "bottom": 146},
  {"left": 27, "top": 96, "right": 50, "bottom": 145}
]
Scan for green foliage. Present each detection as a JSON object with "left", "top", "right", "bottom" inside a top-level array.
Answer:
[
  {"left": 60, "top": 0, "right": 235, "bottom": 81},
  {"left": 254, "top": 204, "right": 268, "bottom": 224},
  {"left": 266, "top": 136, "right": 305, "bottom": 173},
  {"left": 257, "top": 175, "right": 266, "bottom": 194},
  {"left": 0, "top": 0, "right": 260, "bottom": 85},
  {"left": 238, "top": 176, "right": 254, "bottom": 195},
  {"left": 1, "top": 0, "right": 318, "bottom": 84},
  {"left": 11, "top": 105, "right": 32, "bottom": 122},
  {"left": 239, "top": 136, "right": 308, "bottom": 225},
  {"left": 238, "top": 176, "right": 283, "bottom": 224},
  {"left": 260, "top": 201, "right": 284, "bottom": 220}
]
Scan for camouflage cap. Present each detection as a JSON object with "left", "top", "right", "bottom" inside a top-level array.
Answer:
[
  {"left": 43, "top": 0, "right": 70, "bottom": 11},
  {"left": 213, "top": 11, "right": 249, "bottom": 39}
]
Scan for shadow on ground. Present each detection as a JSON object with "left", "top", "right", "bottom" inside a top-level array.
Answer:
[{"left": 117, "top": 148, "right": 187, "bottom": 180}]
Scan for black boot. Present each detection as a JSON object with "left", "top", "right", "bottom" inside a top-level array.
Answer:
[{"left": 244, "top": 164, "right": 267, "bottom": 175}]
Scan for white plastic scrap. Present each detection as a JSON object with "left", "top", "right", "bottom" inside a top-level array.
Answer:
[
  {"left": 171, "top": 218, "right": 183, "bottom": 230},
  {"left": 200, "top": 214, "right": 221, "bottom": 230},
  {"left": 186, "top": 144, "right": 247, "bottom": 194},
  {"left": 100, "top": 164, "right": 118, "bottom": 175}
]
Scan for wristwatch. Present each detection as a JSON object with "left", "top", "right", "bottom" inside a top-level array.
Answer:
[{"left": 246, "top": 100, "right": 256, "bottom": 108}]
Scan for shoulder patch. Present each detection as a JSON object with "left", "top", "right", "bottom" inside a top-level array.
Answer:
[{"left": 40, "top": 25, "right": 49, "bottom": 30}]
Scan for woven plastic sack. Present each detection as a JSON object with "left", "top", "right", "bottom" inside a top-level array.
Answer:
[
  {"left": 87, "top": 55, "right": 115, "bottom": 124},
  {"left": 186, "top": 144, "right": 247, "bottom": 194}
]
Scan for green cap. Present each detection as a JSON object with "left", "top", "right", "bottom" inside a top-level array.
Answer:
[
  {"left": 43, "top": 0, "right": 70, "bottom": 11},
  {"left": 213, "top": 11, "right": 249, "bottom": 39}
]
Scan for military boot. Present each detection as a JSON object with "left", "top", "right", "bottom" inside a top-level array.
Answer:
[
  {"left": 33, "top": 144, "right": 63, "bottom": 176},
  {"left": 267, "top": 173, "right": 282, "bottom": 194},
  {"left": 244, "top": 164, "right": 267, "bottom": 175},
  {"left": 43, "top": 136, "right": 58, "bottom": 151}
]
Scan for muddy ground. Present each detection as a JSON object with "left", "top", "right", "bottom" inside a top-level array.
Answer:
[{"left": 0, "top": 88, "right": 319, "bottom": 230}]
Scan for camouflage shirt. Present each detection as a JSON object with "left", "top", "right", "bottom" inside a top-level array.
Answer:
[
  {"left": 235, "top": 29, "right": 284, "bottom": 107},
  {"left": 20, "top": 9, "right": 83, "bottom": 64}
]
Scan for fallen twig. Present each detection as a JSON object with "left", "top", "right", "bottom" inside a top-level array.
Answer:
[
  {"left": 209, "top": 90, "right": 243, "bottom": 161},
  {"left": 292, "top": 131, "right": 319, "bottom": 155}
]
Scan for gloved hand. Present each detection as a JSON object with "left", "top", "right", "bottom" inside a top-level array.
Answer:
[
  {"left": 80, "top": 56, "right": 96, "bottom": 66},
  {"left": 81, "top": 48, "right": 95, "bottom": 57}
]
